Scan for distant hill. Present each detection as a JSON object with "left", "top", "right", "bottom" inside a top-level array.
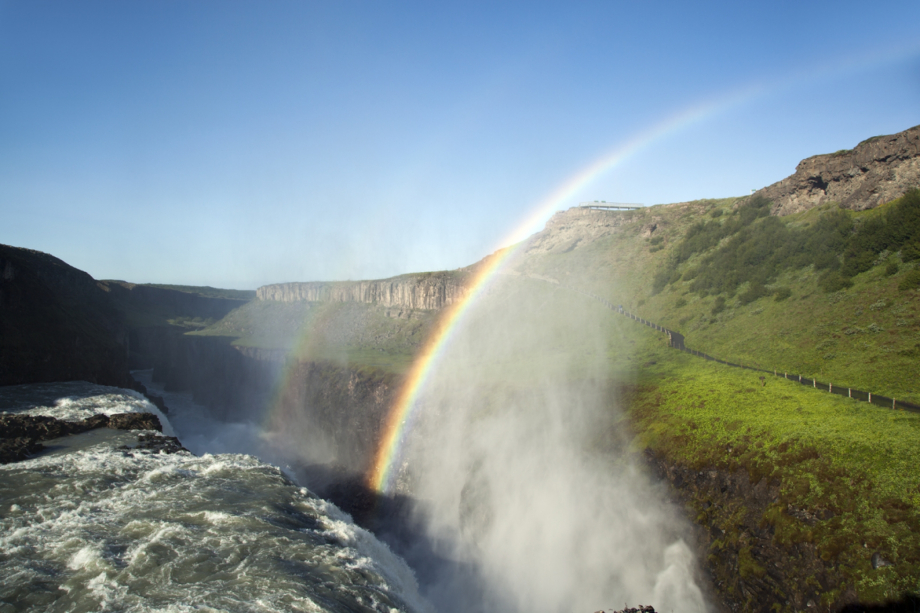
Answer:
[{"left": 139, "top": 284, "right": 256, "bottom": 301}]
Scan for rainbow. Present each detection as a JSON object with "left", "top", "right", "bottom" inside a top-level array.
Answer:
[
  {"left": 365, "top": 93, "right": 751, "bottom": 493},
  {"left": 311, "top": 40, "right": 920, "bottom": 493}
]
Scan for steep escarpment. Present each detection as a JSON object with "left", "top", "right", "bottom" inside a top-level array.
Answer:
[
  {"left": 757, "top": 125, "right": 920, "bottom": 216},
  {"left": 257, "top": 271, "right": 469, "bottom": 311},
  {"left": 0, "top": 244, "right": 133, "bottom": 387},
  {"left": 141, "top": 328, "right": 393, "bottom": 473}
]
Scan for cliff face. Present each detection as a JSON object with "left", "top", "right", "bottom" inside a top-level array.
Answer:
[
  {"left": 757, "top": 124, "right": 920, "bottom": 216},
  {"left": 137, "top": 328, "right": 393, "bottom": 473},
  {"left": 0, "top": 244, "right": 133, "bottom": 388},
  {"left": 257, "top": 272, "right": 469, "bottom": 311}
]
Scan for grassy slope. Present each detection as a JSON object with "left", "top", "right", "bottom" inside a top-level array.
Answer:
[
  {"left": 625, "top": 342, "right": 920, "bottom": 604},
  {"left": 521, "top": 197, "right": 920, "bottom": 404}
]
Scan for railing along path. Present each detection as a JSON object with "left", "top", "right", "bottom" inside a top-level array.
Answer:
[{"left": 562, "top": 285, "right": 920, "bottom": 414}]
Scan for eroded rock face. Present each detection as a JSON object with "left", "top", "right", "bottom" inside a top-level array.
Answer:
[
  {"left": 757, "top": 125, "right": 920, "bottom": 216},
  {"left": 257, "top": 272, "right": 469, "bottom": 310},
  {"left": 525, "top": 207, "right": 634, "bottom": 255}
]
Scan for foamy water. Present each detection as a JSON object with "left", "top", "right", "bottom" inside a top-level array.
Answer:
[{"left": 0, "top": 382, "right": 429, "bottom": 613}]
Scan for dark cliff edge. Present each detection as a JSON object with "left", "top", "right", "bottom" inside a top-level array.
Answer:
[{"left": 0, "top": 244, "right": 133, "bottom": 388}]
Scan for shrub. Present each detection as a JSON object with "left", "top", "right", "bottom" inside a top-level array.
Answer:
[
  {"left": 711, "top": 296, "right": 727, "bottom": 315},
  {"left": 819, "top": 272, "right": 854, "bottom": 293},
  {"left": 675, "top": 297, "right": 687, "bottom": 308},
  {"left": 774, "top": 287, "right": 792, "bottom": 301},
  {"left": 739, "top": 282, "right": 769, "bottom": 305},
  {"left": 885, "top": 261, "right": 900, "bottom": 276},
  {"left": 710, "top": 209, "right": 723, "bottom": 218},
  {"left": 898, "top": 269, "right": 920, "bottom": 291},
  {"left": 902, "top": 243, "right": 920, "bottom": 262}
]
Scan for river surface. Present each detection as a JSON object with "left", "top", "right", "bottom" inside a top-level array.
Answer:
[{"left": 0, "top": 380, "right": 429, "bottom": 613}]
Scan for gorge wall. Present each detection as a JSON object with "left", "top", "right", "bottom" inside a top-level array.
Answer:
[
  {"left": 757, "top": 124, "right": 920, "bottom": 216},
  {"left": 0, "top": 243, "right": 133, "bottom": 388},
  {"left": 136, "top": 327, "right": 394, "bottom": 475},
  {"left": 257, "top": 271, "right": 469, "bottom": 311}
]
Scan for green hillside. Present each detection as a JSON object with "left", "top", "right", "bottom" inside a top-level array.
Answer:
[
  {"left": 513, "top": 190, "right": 920, "bottom": 608},
  {"left": 520, "top": 191, "right": 920, "bottom": 405}
]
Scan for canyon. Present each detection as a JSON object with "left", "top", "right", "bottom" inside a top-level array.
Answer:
[{"left": 3, "top": 123, "right": 920, "bottom": 612}]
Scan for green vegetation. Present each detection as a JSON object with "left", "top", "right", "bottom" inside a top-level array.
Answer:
[
  {"left": 142, "top": 284, "right": 256, "bottom": 301},
  {"left": 166, "top": 316, "right": 216, "bottom": 329},
  {"left": 651, "top": 189, "right": 920, "bottom": 299},
  {"left": 626, "top": 347, "right": 920, "bottom": 606}
]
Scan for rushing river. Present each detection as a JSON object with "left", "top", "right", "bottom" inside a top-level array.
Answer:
[{"left": 0, "top": 381, "right": 429, "bottom": 613}]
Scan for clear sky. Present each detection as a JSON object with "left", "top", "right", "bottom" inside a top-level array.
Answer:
[{"left": 1, "top": 1, "right": 918, "bottom": 289}]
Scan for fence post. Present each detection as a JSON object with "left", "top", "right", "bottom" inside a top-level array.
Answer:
[
  {"left": 799, "top": 375, "right": 802, "bottom": 382},
  {"left": 849, "top": 388, "right": 851, "bottom": 398},
  {"left": 829, "top": 383, "right": 832, "bottom": 393},
  {"left": 813, "top": 378, "right": 816, "bottom": 388},
  {"left": 893, "top": 398, "right": 896, "bottom": 409},
  {"left": 785, "top": 372, "right": 787, "bottom": 379},
  {"left": 869, "top": 392, "right": 872, "bottom": 403}
]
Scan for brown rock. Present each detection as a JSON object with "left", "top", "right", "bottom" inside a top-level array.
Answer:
[
  {"left": 756, "top": 125, "right": 920, "bottom": 216},
  {"left": 106, "top": 412, "right": 162, "bottom": 432}
]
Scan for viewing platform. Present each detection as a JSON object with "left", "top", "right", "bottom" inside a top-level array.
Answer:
[{"left": 577, "top": 201, "right": 643, "bottom": 211}]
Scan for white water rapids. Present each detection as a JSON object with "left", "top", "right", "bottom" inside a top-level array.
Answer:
[{"left": 0, "top": 382, "right": 429, "bottom": 613}]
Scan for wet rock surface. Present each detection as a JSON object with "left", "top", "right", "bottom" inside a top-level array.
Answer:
[
  {"left": 644, "top": 449, "right": 877, "bottom": 613},
  {"left": 0, "top": 412, "right": 164, "bottom": 463},
  {"left": 122, "top": 432, "right": 187, "bottom": 455}
]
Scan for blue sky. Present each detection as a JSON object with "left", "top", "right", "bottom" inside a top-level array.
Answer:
[{"left": 1, "top": 1, "right": 918, "bottom": 289}]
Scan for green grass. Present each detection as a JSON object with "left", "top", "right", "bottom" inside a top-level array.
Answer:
[
  {"left": 626, "top": 347, "right": 920, "bottom": 605},
  {"left": 517, "top": 193, "right": 920, "bottom": 404}
]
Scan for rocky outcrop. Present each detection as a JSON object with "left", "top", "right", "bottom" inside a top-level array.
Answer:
[
  {"left": 257, "top": 271, "right": 469, "bottom": 310},
  {"left": 0, "top": 244, "right": 133, "bottom": 388},
  {"left": 757, "top": 125, "right": 920, "bottom": 216},
  {"left": 525, "top": 207, "right": 635, "bottom": 254},
  {"left": 0, "top": 412, "right": 167, "bottom": 463}
]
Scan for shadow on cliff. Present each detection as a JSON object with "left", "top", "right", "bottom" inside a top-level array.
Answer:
[{"left": 839, "top": 596, "right": 920, "bottom": 613}]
